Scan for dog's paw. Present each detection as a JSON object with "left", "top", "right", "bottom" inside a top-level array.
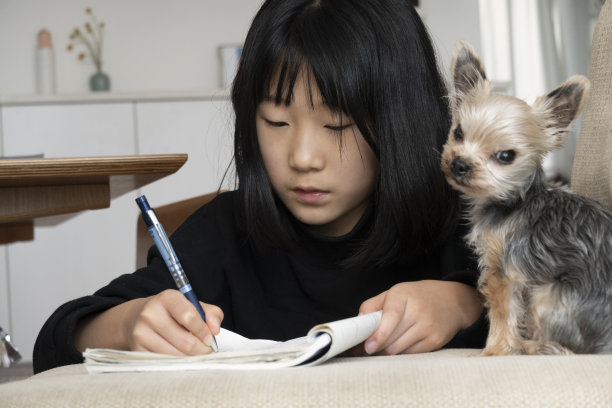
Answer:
[
  {"left": 479, "top": 347, "right": 501, "bottom": 357},
  {"left": 480, "top": 344, "right": 520, "bottom": 356},
  {"left": 523, "top": 340, "right": 574, "bottom": 355}
]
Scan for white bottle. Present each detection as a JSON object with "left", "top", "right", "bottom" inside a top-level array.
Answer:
[{"left": 35, "top": 29, "right": 56, "bottom": 94}]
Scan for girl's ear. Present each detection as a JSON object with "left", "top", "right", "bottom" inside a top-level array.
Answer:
[
  {"left": 533, "top": 75, "right": 590, "bottom": 149},
  {"left": 450, "top": 41, "right": 487, "bottom": 109}
]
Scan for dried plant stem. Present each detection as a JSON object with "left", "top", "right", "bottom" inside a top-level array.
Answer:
[
  {"left": 68, "top": 8, "right": 105, "bottom": 73},
  {"left": 75, "top": 34, "right": 101, "bottom": 71},
  {"left": 89, "top": 13, "right": 104, "bottom": 68}
]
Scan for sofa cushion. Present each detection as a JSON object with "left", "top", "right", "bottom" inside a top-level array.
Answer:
[{"left": 3, "top": 349, "right": 612, "bottom": 407}]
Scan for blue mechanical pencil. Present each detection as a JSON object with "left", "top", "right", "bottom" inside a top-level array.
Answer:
[{"left": 135, "top": 195, "right": 218, "bottom": 352}]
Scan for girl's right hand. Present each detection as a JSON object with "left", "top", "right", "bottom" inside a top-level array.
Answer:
[
  {"left": 75, "top": 289, "right": 223, "bottom": 355},
  {"left": 125, "top": 289, "right": 223, "bottom": 355}
]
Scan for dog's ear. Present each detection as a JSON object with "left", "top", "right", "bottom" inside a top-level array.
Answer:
[
  {"left": 451, "top": 41, "right": 487, "bottom": 108},
  {"left": 533, "top": 75, "right": 590, "bottom": 149}
]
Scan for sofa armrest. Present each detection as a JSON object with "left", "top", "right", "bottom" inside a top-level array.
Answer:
[{"left": 571, "top": 0, "right": 612, "bottom": 208}]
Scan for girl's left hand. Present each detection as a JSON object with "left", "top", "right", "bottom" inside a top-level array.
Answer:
[{"left": 359, "top": 280, "right": 483, "bottom": 355}]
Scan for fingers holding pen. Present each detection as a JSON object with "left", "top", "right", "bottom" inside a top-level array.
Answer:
[
  {"left": 127, "top": 289, "right": 222, "bottom": 355},
  {"left": 197, "top": 302, "right": 224, "bottom": 348},
  {"left": 129, "top": 321, "right": 184, "bottom": 355}
]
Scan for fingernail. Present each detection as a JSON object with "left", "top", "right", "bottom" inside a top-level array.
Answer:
[
  {"left": 365, "top": 340, "right": 377, "bottom": 354},
  {"left": 204, "top": 334, "right": 213, "bottom": 347}
]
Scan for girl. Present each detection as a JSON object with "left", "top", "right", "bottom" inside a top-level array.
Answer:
[{"left": 33, "top": 0, "right": 487, "bottom": 373}]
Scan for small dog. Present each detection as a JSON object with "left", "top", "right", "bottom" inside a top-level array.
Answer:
[{"left": 441, "top": 41, "right": 612, "bottom": 355}]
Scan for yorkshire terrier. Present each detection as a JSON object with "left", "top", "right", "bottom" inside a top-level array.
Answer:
[{"left": 441, "top": 41, "right": 612, "bottom": 355}]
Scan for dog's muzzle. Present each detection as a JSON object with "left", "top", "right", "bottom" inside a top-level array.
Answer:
[{"left": 450, "top": 157, "right": 471, "bottom": 177}]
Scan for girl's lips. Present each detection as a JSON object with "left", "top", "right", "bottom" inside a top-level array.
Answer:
[{"left": 293, "top": 187, "right": 329, "bottom": 204}]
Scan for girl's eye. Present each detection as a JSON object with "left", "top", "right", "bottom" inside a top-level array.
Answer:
[
  {"left": 325, "top": 123, "right": 353, "bottom": 133},
  {"left": 264, "top": 119, "right": 288, "bottom": 128}
]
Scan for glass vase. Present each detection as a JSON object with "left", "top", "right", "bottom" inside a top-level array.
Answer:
[{"left": 90, "top": 71, "right": 111, "bottom": 92}]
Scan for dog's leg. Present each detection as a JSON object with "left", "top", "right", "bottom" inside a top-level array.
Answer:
[
  {"left": 479, "top": 272, "right": 525, "bottom": 355},
  {"left": 523, "top": 285, "right": 576, "bottom": 355},
  {"left": 478, "top": 234, "right": 525, "bottom": 355}
]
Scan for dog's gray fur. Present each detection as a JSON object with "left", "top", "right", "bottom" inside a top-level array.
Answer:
[{"left": 441, "top": 41, "right": 612, "bottom": 355}]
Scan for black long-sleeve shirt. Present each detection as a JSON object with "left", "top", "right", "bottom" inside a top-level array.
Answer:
[{"left": 33, "top": 191, "right": 487, "bottom": 373}]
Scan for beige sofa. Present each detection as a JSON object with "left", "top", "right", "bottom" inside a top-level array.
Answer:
[
  {"left": 3, "top": 349, "right": 612, "bottom": 407},
  {"left": 3, "top": 1, "right": 612, "bottom": 406}
]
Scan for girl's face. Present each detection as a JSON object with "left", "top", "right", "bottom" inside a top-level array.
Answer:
[{"left": 256, "top": 72, "right": 379, "bottom": 237}]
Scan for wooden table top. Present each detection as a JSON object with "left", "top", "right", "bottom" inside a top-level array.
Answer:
[{"left": 0, "top": 154, "right": 187, "bottom": 243}]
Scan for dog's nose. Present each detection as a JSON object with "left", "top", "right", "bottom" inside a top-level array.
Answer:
[{"left": 450, "top": 158, "right": 471, "bottom": 176}]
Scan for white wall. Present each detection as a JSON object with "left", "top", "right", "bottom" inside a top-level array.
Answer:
[
  {"left": 419, "top": 0, "right": 482, "bottom": 79},
  {"left": 0, "top": 0, "right": 263, "bottom": 95},
  {"left": 0, "top": 0, "right": 481, "bottom": 97}
]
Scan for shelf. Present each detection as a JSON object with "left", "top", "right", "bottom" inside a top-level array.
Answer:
[{"left": 0, "top": 89, "right": 231, "bottom": 106}]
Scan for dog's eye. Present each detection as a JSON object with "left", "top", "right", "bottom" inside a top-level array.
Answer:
[
  {"left": 495, "top": 150, "right": 516, "bottom": 164},
  {"left": 453, "top": 125, "right": 464, "bottom": 142}
]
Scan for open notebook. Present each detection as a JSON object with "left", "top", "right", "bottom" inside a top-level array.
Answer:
[{"left": 83, "top": 311, "right": 382, "bottom": 372}]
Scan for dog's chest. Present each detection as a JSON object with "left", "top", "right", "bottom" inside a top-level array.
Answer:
[{"left": 466, "top": 205, "right": 523, "bottom": 259}]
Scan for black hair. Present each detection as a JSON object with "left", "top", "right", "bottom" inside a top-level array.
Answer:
[{"left": 232, "top": 0, "right": 458, "bottom": 268}]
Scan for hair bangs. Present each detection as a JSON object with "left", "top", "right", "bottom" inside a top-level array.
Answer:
[{"left": 257, "top": 2, "right": 378, "bottom": 154}]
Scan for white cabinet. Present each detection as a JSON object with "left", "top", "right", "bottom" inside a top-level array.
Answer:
[
  {"left": 0, "top": 92, "right": 233, "bottom": 362},
  {"left": 0, "top": 248, "right": 9, "bottom": 335},
  {"left": 2, "top": 103, "right": 135, "bottom": 157},
  {"left": 137, "top": 99, "right": 234, "bottom": 206}
]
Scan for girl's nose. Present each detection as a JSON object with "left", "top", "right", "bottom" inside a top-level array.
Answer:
[{"left": 288, "top": 127, "right": 325, "bottom": 171}]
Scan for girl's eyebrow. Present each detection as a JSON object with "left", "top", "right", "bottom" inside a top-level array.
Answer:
[
  {"left": 260, "top": 94, "right": 287, "bottom": 105},
  {"left": 261, "top": 94, "right": 329, "bottom": 109}
]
